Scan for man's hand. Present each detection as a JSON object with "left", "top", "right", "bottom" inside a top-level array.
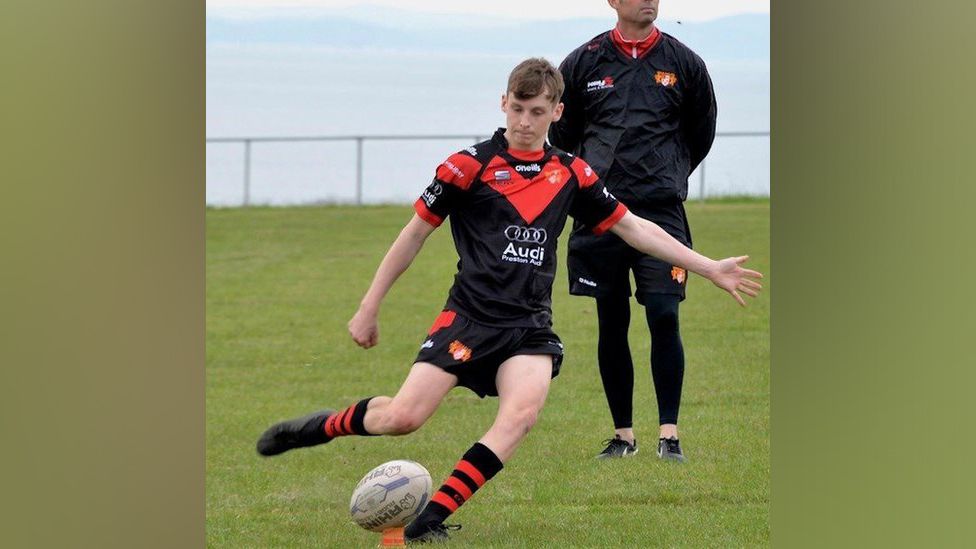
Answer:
[
  {"left": 348, "top": 306, "right": 379, "bottom": 348},
  {"left": 344, "top": 214, "right": 437, "bottom": 349},
  {"left": 708, "top": 256, "right": 764, "bottom": 306}
]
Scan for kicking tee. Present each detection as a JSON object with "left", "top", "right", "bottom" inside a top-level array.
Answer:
[{"left": 414, "top": 128, "right": 627, "bottom": 328}]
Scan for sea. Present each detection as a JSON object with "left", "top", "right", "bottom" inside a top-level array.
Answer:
[{"left": 206, "top": 44, "right": 769, "bottom": 207}]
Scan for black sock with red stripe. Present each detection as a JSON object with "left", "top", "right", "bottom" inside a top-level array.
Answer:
[
  {"left": 323, "top": 397, "right": 376, "bottom": 439},
  {"left": 407, "top": 442, "right": 503, "bottom": 534}
]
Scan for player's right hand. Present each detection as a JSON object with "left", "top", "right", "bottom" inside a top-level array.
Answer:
[
  {"left": 709, "top": 255, "right": 764, "bottom": 307},
  {"left": 348, "top": 308, "right": 379, "bottom": 349}
]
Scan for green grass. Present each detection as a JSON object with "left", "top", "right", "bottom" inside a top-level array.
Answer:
[{"left": 207, "top": 200, "right": 769, "bottom": 548}]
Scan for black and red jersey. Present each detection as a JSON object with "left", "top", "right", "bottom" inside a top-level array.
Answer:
[
  {"left": 549, "top": 28, "right": 717, "bottom": 206},
  {"left": 414, "top": 128, "right": 627, "bottom": 328}
]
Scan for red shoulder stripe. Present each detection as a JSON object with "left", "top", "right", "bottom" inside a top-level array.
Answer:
[
  {"left": 570, "top": 157, "right": 600, "bottom": 188},
  {"left": 436, "top": 153, "right": 482, "bottom": 190}
]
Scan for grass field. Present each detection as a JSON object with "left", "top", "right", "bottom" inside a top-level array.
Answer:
[{"left": 206, "top": 200, "right": 769, "bottom": 547}]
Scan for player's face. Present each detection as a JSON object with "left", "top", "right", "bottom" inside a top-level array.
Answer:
[
  {"left": 609, "top": 0, "right": 659, "bottom": 26},
  {"left": 501, "top": 92, "right": 564, "bottom": 151}
]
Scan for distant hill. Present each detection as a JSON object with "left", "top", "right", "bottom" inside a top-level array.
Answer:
[{"left": 206, "top": 10, "right": 768, "bottom": 62}]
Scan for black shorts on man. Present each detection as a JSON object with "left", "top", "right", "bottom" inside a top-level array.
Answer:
[
  {"left": 567, "top": 202, "right": 692, "bottom": 303},
  {"left": 415, "top": 310, "right": 564, "bottom": 398}
]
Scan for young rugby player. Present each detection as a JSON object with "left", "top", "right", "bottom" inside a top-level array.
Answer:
[{"left": 256, "top": 58, "right": 762, "bottom": 544}]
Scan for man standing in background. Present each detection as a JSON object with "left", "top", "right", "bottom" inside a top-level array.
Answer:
[{"left": 549, "top": 0, "right": 717, "bottom": 462}]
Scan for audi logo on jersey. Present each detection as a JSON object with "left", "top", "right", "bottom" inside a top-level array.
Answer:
[
  {"left": 501, "top": 225, "right": 546, "bottom": 266},
  {"left": 422, "top": 182, "right": 443, "bottom": 207},
  {"left": 504, "top": 225, "right": 548, "bottom": 244}
]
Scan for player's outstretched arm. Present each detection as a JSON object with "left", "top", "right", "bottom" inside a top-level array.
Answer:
[
  {"left": 348, "top": 214, "right": 437, "bottom": 348},
  {"left": 608, "top": 211, "right": 763, "bottom": 306}
]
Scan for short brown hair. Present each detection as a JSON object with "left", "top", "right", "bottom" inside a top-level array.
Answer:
[{"left": 507, "top": 58, "right": 564, "bottom": 104}]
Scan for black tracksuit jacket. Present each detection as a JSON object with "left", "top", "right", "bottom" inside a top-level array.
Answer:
[{"left": 549, "top": 30, "right": 717, "bottom": 208}]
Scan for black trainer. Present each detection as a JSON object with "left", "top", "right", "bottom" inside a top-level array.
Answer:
[
  {"left": 256, "top": 410, "right": 335, "bottom": 456},
  {"left": 657, "top": 437, "right": 686, "bottom": 462},
  {"left": 595, "top": 435, "right": 638, "bottom": 459},
  {"left": 404, "top": 520, "right": 461, "bottom": 544}
]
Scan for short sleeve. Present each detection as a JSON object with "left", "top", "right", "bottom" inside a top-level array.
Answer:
[
  {"left": 413, "top": 152, "right": 482, "bottom": 227},
  {"left": 568, "top": 157, "right": 628, "bottom": 234}
]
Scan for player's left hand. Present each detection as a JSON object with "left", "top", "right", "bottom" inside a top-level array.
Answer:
[
  {"left": 348, "top": 307, "right": 379, "bottom": 348},
  {"left": 710, "top": 256, "right": 764, "bottom": 306}
]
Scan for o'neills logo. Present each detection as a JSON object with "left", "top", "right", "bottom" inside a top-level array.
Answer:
[
  {"left": 515, "top": 163, "right": 542, "bottom": 173},
  {"left": 502, "top": 225, "right": 545, "bottom": 266},
  {"left": 586, "top": 76, "right": 614, "bottom": 92}
]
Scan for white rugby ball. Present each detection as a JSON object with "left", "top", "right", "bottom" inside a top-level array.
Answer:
[{"left": 349, "top": 460, "right": 432, "bottom": 532}]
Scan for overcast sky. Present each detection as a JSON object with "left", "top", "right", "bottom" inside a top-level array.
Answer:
[{"left": 206, "top": 0, "right": 769, "bottom": 22}]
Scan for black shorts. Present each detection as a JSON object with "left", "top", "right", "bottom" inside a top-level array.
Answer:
[
  {"left": 414, "top": 310, "right": 564, "bottom": 398},
  {"left": 567, "top": 202, "right": 692, "bottom": 304}
]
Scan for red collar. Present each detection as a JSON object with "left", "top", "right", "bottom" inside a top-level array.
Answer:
[
  {"left": 611, "top": 25, "right": 661, "bottom": 59},
  {"left": 508, "top": 148, "right": 545, "bottom": 161}
]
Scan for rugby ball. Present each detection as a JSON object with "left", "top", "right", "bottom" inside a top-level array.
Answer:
[{"left": 349, "top": 460, "right": 432, "bottom": 532}]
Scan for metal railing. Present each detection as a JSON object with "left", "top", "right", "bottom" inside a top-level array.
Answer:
[{"left": 206, "top": 131, "right": 768, "bottom": 206}]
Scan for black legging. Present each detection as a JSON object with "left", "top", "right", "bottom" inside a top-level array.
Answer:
[{"left": 596, "top": 293, "right": 684, "bottom": 428}]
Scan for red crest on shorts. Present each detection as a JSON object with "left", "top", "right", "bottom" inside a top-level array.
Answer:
[
  {"left": 671, "top": 266, "right": 686, "bottom": 284},
  {"left": 448, "top": 340, "right": 473, "bottom": 362}
]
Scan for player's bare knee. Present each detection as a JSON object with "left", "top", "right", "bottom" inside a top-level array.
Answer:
[
  {"left": 381, "top": 410, "right": 425, "bottom": 435},
  {"left": 366, "top": 396, "right": 392, "bottom": 410},
  {"left": 503, "top": 407, "right": 541, "bottom": 436}
]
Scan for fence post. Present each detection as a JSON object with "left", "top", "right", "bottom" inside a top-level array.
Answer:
[
  {"left": 243, "top": 139, "right": 251, "bottom": 207},
  {"left": 355, "top": 137, "right": 364, "bottom": 205},
  {"left": 698, "top": 159, "right": 706, "bottom": 202}
]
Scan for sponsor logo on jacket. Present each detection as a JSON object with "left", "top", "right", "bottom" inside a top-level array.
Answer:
[{"left": 586, "top": 76, "right": 614, "bottom": 92}]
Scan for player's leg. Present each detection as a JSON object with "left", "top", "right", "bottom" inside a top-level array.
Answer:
[
  {"left": 480, "top": 353, "right": 553, "bottom": 461},
  {"left": 636, "top": 206, "right": 692, "bottom": 461},
  {"left": 633, "top": 245, "right": 689, "bottom": 462},
  {"left": 642, "top": 293, "right": 687, "bottom": 461},
  {"left": 256, "top": 362, "right": 456, "bottom": 456},
  {"left": 568, "top": 230, "right": 639, "bottom": 458},
  {"left": 405, "top": 354, "right": 553, "bottom": 542},
  {"left": 363, "top": 362, "right": 457, "bottom": 435},
  {"left": 595, "top": 294, "right": 639, "bottom": 457}
]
